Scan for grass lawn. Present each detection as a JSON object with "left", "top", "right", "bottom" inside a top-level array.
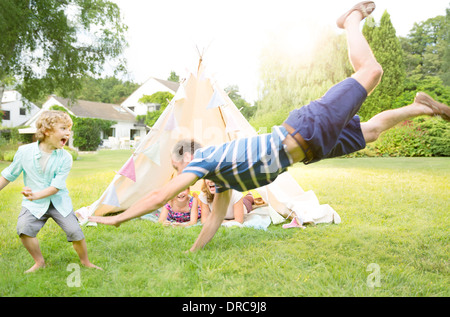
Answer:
[{"left": 0, "top": 150, "right": 448, "bottom": 297}]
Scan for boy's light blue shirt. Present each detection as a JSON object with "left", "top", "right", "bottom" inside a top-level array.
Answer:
[{"left": 1, "top": 142, "right": 73, "bottom": 219}]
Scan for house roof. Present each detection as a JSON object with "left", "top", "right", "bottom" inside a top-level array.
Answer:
[
  {"left": 152, "top": 78, "right": 180, "bottom": 93},
  {"left": 120, "top": 77, "right": 180, "bottom": 109},
  {"left": 52, "top": 96, "right": 136, "bottom": 122}
]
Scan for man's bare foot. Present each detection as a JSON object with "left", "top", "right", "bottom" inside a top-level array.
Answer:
[
  {"left": 88, "top": 215, "right": 121, "bottom": 227},
  {"left": 337, "top": 1, "right": 376, "bottom": 29},
  {"left": 25, "top": 262, "right": 45, "bottom": 273},
  {"left": 415, "top": 92, "right": 450, "bottom": 121}
]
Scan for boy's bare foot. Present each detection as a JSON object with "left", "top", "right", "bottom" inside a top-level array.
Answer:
[
  {"left": 25, "top": 262, "right": 46, "bottom": 273},
  {"left": 82, "top": 262, "right": 103, "bottom": 270}
]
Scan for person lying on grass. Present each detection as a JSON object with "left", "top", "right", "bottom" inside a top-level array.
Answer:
[
  {"left": 90, "top": 1, "right": 449, "bottom": 252},
  {"left": 0, "top": 110, "right": 102, "bottom": 273},
  {"left": 158, "top": 187, "right": 201, "bottom": 227}
]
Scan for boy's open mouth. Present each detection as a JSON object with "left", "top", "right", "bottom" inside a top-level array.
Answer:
[{"left": 61, "top": 137, "right": 68, "bottom": 147}]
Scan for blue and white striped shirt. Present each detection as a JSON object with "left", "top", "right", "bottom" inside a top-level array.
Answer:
[{"left": 182, "top": 126, "right": 293, "bottom": 193}]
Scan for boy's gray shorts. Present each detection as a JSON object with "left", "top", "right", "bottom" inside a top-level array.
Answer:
[{"left": 17, "top": 204, "right": 85, "bottom": 242}]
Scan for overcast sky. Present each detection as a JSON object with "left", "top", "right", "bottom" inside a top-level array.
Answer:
[{"left": 110, "top": 0, "right": 449, "bottom": 103}]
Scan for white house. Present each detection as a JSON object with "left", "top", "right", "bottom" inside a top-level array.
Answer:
[
  {"left": 24, "top": 96, "right": 147, "bottom": 150},
  {"left": 1, "top": 90, "right": 40, "bottom": 128},
  {"left": 121, "top": 77, "right": 179, "bottom": 115}
]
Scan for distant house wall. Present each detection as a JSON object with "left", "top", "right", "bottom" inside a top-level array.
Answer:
[{"left": 1, "top": 91, "right": 40, "bottom": 127}]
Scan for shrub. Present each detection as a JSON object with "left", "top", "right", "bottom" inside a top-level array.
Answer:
[
  {"left": 350, "top": 117, "right": 449, "bottom": 157},
  {"left": 72, "top": 117, "right": 116, "bottom": 151},
  {"left": 3, "top": 150, "right": 16, "bottom": 162},
  {"left": 375, "top": 120, "right": 432, "bottom": 157},
  {"left": 64, "top": 146, "right": 79, "bottom": 161}
]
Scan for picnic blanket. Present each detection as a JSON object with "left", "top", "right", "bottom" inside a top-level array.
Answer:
[{"left": 139, "top": 206, "right": 274, "bottom": 230}]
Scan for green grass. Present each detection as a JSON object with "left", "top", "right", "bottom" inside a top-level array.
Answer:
[{"left": 0, "top": 151, "right": 448, "bottom": 297}]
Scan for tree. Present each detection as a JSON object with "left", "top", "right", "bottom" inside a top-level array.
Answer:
[
  {"left": 360, "top": 10, "right": 405, "bottom": 121},
  {"left": 77, "top": 76, "right": 139, "bottom": 104},
  {"left": 442, "top": 8, "right": 450, "bottom": 86},
  {"left": 224, "top": 85, "right": 256, "bottom": 120},
  {"left": 254, "top": 27, "right": 352, "bottom": 130},
  {"left": 137, "top": 91, "right": 174, "bottom": 127},
  {"left": 0, "top": 0, "right": 127, "bottom": 103},
  {"left": 72, "top": 117, "right": 116, "bottom": 151},
  {"left": 139, "top": 91, "right": 174, "bottom": 109},
  {"left": 167, "top": 71, "right": 180, "bottom": 83},
  {"left": 400, "top": 12, "right": 449, "bottom": 84}
]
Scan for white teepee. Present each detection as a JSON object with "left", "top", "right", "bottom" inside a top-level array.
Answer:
[
  {"left": 84, "top": 59, "right": 340, "bottom": 227},
  {"left": 88, "top": 59, "right": 256, "bottom": 216}
]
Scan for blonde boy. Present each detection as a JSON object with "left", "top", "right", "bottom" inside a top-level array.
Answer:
[{"left": 0, "top": 110, "right": 101, "bottom": 273}]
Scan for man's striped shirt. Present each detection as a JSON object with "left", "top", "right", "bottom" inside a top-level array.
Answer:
[{"left": 182, "top": 126, "right": 293, "bottom": 193}]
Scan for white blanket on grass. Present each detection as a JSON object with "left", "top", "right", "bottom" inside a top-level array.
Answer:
[{"left": 138, "top": 206, "right": 274, "bottom": 230}]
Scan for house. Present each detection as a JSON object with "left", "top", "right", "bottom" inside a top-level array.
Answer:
[
  {"left": 19, "top": 76, "right": 180, "bottom": 150},
  {"left": 121, "top": 77, "right": 179, "bottom": 115},
  {"left": 24, "top": 96, "right": 147, "bottom": 150},
  {"left": 1, "top": 90, "right": 40, "bottom": 128}
]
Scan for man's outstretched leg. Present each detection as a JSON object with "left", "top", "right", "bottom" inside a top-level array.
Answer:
[{"left": 361, "top": 92, "right": 449, "bottom": 143}]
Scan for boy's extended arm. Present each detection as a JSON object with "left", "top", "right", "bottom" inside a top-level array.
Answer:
[
  {"left": 0, "top": 176, "right": 10, "bottom": 191},
  {"left": 189, "top": 189, "right": 231, "bottom": 252}
]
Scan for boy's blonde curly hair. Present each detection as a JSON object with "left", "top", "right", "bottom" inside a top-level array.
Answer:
[{"left": 35, "top": 110, "right": 73, "bottom": 142}]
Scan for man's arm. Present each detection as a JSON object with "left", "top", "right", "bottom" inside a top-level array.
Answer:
[
  {"left": 90, "top": 172, "right": 199, "bottom": 227},
  {"left": 189, "top": 189, "right": 231, "bottom": 252}
]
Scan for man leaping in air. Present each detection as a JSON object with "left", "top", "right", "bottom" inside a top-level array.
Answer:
[{"left": 90, "top": 1, "right": 449, "bottom": 252}]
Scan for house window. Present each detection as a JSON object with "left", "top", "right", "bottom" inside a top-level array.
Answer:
[
  {"left": 2, "top": 110, "right": 10, "bottom": 121},
  {"left": 20, "top": 108, "right": 27, "bottom": 115},
  {"left": 108, "top": 128, "right": 116, "bottom": 138},
  {"left": 130, "top": 129, "right": 140, "bottom": 140},
  {"left": 146, "top": 103, "right": 161, "bottom": 112}
]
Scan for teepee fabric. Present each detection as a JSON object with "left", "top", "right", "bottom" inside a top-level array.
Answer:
[
  {"left": 88, "top": 59, "right": 256, "bottom": 216},
  {"left": 85, "top": 59, "right": 339, "bottom": 227}
]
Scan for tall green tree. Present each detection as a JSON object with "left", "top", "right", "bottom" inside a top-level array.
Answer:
[
  {"left": 360, "top": 10, "right": 405, "bottom": 121},
  {"left": 77, "top": 76, "right": 139, "bottom": 104},
  {"left": 400, "top": 13, "right": 449, "bottom": 84},
  {"left": 0, "top": 0, "right": 127, "bottom": 103},
  {"left": 254, "top": 27, "right": 352, "bottom": 130},
  {"left": 393, "top": 9, "right": 449, "bottom": 110},
  {"left": 224, "top": 85, "right": 256, "bottom": 120},
  {"left": 442, "top": 8, "right": 450, "bottom": 86}
]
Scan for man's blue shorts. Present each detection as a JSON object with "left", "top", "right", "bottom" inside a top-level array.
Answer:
[{"left": 284, "top": 77, "right": 368, "bottom": 164}]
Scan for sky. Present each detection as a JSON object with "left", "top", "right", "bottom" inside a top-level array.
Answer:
[{"left": 110, "top": 0, "right": 449, "bottom": 103}]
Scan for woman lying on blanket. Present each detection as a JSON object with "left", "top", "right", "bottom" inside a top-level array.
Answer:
[
  {"left": 198, "top": 179, "right": 255, "bottom": 225},
  {"left": 158, "top": 188, "right": 201, "bottom": 227}
]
